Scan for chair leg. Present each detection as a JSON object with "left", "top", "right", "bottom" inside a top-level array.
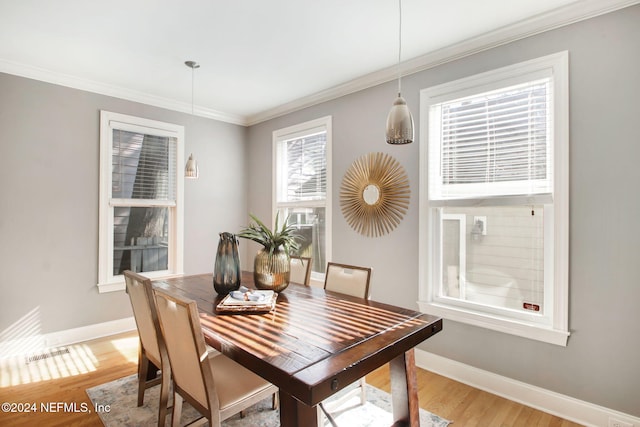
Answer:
[
  {"left": 317, "top": 405, "right": 324, "bottom": 426},
  {"left": 271, "top": 392, "right": 279, "bottom": 410},
  {"left": 318, "top": 402, "right": 339, "bottom": 427},
  {"left": 157, "top": 369, "right": 170, "bottom": 427},
  {"left": 359, "top": 378, "right": 367, "bottom": 405},
  {"left": 171, "top": 392, "right": 183, "bottom": 427},
  {"left": 137, "top": 350, "right": 149, "bottom": 407}
]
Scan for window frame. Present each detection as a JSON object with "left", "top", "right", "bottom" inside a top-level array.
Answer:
[
  {"left": 272, "top": 116, "right": 332, "bottom": 282},
  {"left": 418, "top": 52, "right": 570, "bottom": 346},
  {"left": 98, "top": 111, "right": 185, "bottom": 293}
]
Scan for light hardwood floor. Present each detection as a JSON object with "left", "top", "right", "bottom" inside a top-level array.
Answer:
[{"left": 0, "top": 330, "right": 583, "bottom": 426}]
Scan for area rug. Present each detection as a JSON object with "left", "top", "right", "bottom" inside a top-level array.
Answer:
[{"left": 87, "top": 374, "right": 450, "bottom": 426}]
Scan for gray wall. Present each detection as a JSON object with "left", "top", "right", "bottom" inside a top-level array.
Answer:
[
  {"left": 1, "top": 3, "right": 637, "bottom": 418},
  {"left": 246, "top": 5, "right": 640, "bottom": 417},
  {"left": 0, "top": 73, "right": 248, "bottom": 338}
]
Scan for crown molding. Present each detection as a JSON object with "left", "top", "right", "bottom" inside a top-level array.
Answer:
[
  {"left": 246, "top": 0, "right": 640, "bottom": 126},
  {"left": 0, "top": 59, "right": 247, "bottom": 126},
  {"left": 2, "top": 0, "right": 637, "bottom": 127}
]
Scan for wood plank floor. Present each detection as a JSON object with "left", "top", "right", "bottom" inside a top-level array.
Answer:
[{"left": 0, "top": 330, "right": 583, "bottom": 426}]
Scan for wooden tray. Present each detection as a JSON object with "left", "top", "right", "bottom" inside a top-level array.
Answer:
[{"left": 216, "top": 290, "right": 277, "bottom": 314}]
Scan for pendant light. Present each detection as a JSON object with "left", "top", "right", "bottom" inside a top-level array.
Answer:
[
  {"left": 185, "top": 60, "right": 200, "bottom": 179},
  {"left": 185, "top": 153, "right": 198, "bottom": 179},
  {"left": 386, "top": 0, "right": 414, "bottom": 145}
]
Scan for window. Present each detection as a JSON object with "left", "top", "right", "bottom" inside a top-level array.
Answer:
[
  {"left": 418, "top": 52, "right": 569, "bottom": 345},
  {"left": 98, "top": 111, "right": 185, "bottom": 292},
  {"left": 274, "top": 116, "right": 332, "bottom": 281}
]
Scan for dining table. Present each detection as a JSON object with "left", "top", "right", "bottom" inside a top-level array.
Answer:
[{"left": 153, "top": 271, "right": 442, "bottom": 427}]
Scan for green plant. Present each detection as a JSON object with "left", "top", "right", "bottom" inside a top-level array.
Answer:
[{"left": 237, "top": 213, "right": 300, "bottom": 256}]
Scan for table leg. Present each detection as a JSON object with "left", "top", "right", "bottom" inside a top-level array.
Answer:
[
  {"left": 279, "top": 390, "right": 318, "bottom": 427},
  {"left": 389, "top": 348, "right": 420, "bottom": 427}
]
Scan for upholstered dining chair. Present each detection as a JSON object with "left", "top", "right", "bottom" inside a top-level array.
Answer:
[
  {"left": 152, "top": 287, "right": 279, "bottom": 427},
  {"left": 123, "top": 270, "right": 170, "bottom": 427},
  {"left": 323, "top": 262, "right": 372, "bottom": 299},
  {"left": 290, "top": 256, "right": 312, "bottom": 286},
  {"left": 319, "top": 262, "right": 373, "bottom": 426}
]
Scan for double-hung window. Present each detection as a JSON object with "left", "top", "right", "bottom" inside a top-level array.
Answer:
[
  {"left": 274, "top": 116, "right": 332, "bottom": 280},
  {"left": 98, "top": 111, "right": 185, "bottom": 292},
  {"left": 418, "top": 52, "right": 569, "bottom": 345}
]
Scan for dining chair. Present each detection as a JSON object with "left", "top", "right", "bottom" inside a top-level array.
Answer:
[
  {"left": 123, "top": 270, "right": 170, "bottom": 427},
  {"left": 323, "top": 262, "right": 372, "bottom": 299},
  {"left": 152, "top": 287, "right": 279, "bottom": 427},
  {"left": 319, "top": 262, "right": 373, "bottom": 426},
  {"left": 290, "top": 256, "right": 312, "bottom": 286}
]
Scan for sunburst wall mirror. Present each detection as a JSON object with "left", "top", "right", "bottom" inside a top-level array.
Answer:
[{"left": 340, "top": 152, "right": 410, "bottom": 237}]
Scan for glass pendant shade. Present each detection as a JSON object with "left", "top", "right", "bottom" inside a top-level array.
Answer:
[
  {"left": 386, "top": 0, "right": 413, "bottom": 145},
  {"left": 185, "top": 153, "right": 199, "bottom": 179},
  {"left": 386, "top": 95, "right": 414, "bottom": 145}
]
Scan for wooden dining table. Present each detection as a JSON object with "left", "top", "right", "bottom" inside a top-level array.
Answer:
[{"left": 153, "top": 271, "right": 442, "bottom": 427}]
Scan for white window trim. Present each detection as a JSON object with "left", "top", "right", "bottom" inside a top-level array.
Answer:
[
  {"left": 272, "top": 116, "right": 332, "bottom": 282},
  {"left": 98, "top": 111, "right": 185, "bottom": 293},
  {"left": 441, "top": 213, "right": 466, "bottom": 299},
  {"left": 418, "top": 52, "right": 570, "bottom": 346}
]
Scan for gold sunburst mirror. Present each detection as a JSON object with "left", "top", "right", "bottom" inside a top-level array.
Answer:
[{"left": 340, "top": 152, "right": 410, "bottom": 237}]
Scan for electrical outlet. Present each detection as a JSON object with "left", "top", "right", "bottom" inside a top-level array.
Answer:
[{"left": 609, "top": 417, "right": 634, "bottom": 427}]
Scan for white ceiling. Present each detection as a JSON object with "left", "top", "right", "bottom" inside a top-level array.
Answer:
[{"left": 0, "top": 0, "right": 636, "bottom": 125}]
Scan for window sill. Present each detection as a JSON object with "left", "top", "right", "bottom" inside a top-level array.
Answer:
[
  {"left": 97, "top": 281, "right": 126, "bottom": 293},
  {"left": 97, "top": 272, "right": 185, "bottom": 294},
  {"left": 418, "top": 300, "right": 570, "bottom": 346}
]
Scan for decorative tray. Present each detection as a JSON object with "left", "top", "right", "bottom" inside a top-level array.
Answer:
[{"left": 216, "top": 289, "right": 277, "bottom": 314}]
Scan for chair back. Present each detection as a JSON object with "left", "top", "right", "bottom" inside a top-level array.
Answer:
[
  {"left": 153, "top": 288, "right": 215, "bottom": 411},
  {"left": 290, "top": 256, "right": 312, "bottom": 286},
  {"left": 324, "top": 262, "right": 372, "bottom": 299},
  {"left": 124, "top": 270, "right": 163, "bottom": 362}
]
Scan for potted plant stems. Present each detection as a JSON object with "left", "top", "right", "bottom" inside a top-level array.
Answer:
[{"left": 237, "top": 213, "right": 300, "bottom": 292}]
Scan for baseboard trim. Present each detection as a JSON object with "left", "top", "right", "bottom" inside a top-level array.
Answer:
[
  {"left": 0, "top": 317, "right": 136, "bottom": 359},
  {"left": 415, "top": 349, "right": 639, "bottom": 427},
  {"left": 44, "top": 317, "right": 137, "bottom": 348}
]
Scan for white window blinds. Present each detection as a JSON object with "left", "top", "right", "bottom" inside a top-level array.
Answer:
[
  {"left": 429, "top": 79, "right": 552, "bottom": 201},
  {"left": 112, "top": 130, "right": 177, "bottom": 201},
  {"left": 277, "top": 131, "right": 327, "bottom": 203}
]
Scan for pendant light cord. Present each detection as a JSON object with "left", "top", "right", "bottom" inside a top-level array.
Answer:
[
  {"left": 397, "top": 0, "right": 402, "bottom": 97},
  {"left": 191, "top": 65, "right": 195, "bottom": 115},
  {"left": 185, "top": 60, "right": 200, "bottom": 116}
]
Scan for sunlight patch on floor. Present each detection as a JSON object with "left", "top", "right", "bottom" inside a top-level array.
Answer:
[
  {"left": 0, "top": 343, "right": 98, "bottom": 387},
  {"left": 109, "top": 335, "right": 139, "bottom": 364}
]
